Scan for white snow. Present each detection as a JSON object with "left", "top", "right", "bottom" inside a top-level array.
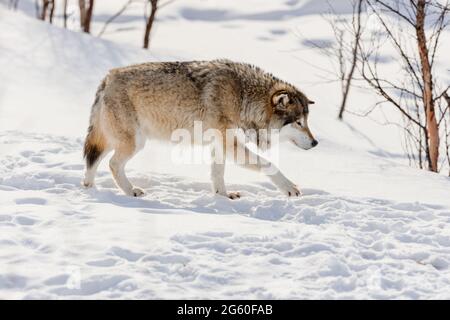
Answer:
[{"left": 1, "top": 1, "right": 450, "bottom": 299}]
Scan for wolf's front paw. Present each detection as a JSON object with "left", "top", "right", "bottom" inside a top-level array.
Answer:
[
  {"left": 272, "top": 175, "right": 301, "bottom": 197},
  {"left": 131, "top": 187, "right": 145, "bottom": 197},
  {"left": 215, "top": 190, "right": 241, "bottom": 200},
  {"left": 227, "top": 192, "right": 241, "bottom": 200},
  {"left": 82, "top": 180, "right": 94, "bottom": 188},
  {"left": 283, "top": 184, "right": 301, "bottom": 197}
]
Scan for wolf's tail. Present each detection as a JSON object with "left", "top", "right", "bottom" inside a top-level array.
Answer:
[{"left": 83, "top": 78, "right": 107, "bottom": 169}]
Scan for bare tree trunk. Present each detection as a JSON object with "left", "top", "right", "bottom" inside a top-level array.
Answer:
[
  {"left": 338, "top": 0, "right": 363, "bottom": 120},
  {"left": 79, "top": 0, "right": 86, "bottom": 29},
  {"left": 79, "top": 0, "right": 95, "bottom": 33},
  {"left": 63, "top": 0, "right": 68, "bottom": 28},
  {"left": 49, "top": 0, "right": 55, "bottom": 24},
  {"left": 143, "top": 0, "right": 158, "bottom": 49},
  {"left": 416, "top": 0, "right": 439, "bottom": 172},
  {"left": 40, "top": 0, "right": 49, "bottom": 20},
  {"left": 85, "top": 0, "right": 94, "bottom": 33}
]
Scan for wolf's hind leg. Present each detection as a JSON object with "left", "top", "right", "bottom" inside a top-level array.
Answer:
[
  {"left": 83, "top": 126, "right": 109, "bottom": 188},
  {"left": 211, "top": 161, "right": 226, "bottom": 194},
  {"left": 210, "top": 142, "right": 240, "bottom": 199},
  {"left": 109, "top": 142, "right": 144, "bottom": 197},
  {"left": 83, "top": 151, "right": 109, "bottom": 188}
]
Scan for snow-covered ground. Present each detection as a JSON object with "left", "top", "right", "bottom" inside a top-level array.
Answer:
[{"left": 1, "top": 1, "right": 450, "bottom": 299}]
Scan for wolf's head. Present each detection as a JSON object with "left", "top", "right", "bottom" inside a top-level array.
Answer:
[{"left": 269, "top": 86, "right": 318, "bottom": 150}]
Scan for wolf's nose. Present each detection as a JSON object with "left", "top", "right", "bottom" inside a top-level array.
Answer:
[{"left": 311, "top": 140, "right": 318, "bottom": 147}]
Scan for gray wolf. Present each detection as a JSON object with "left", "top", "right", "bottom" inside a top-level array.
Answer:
[{"left": 83, "top": 59, "right": 317, "bottom": 199}]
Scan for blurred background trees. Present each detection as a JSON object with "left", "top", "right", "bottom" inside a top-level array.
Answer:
[
  {"left": 78, "top": 0, "right": 94, "bottom": 33},
  {"left": 8, "top": 0, "right": 169, "bottom": 48},
  {"left": 308, "top": 0, "right": 450, "bottom": 174},
  {"left": 5, "top": 0, "right": 450, "bottom": 175}
]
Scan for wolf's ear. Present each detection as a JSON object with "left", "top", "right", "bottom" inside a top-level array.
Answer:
[{"left": 272, "top": 91, "right": 290, "bottom": 112}]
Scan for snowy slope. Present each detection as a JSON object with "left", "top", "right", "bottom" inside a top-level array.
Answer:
[{"left": 1, "top": 3, "right": 450, "bottom": 299}]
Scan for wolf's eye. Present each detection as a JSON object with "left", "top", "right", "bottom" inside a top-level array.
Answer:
[{"left": 296, "top": 120, "right": 303, "bottom": 127}]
